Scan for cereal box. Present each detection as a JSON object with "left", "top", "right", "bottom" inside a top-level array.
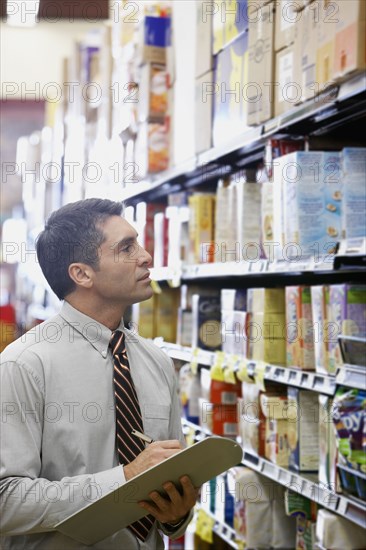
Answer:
[
  {"left": 310, "top": 285, "right": 330, "bottom": 374},
  {"left": 285, "top": 286, "right": 315, "bottom": 370},
  {"left": 328, "top": 284, "right": 366, "bottom": 373},
  {"left": 341, "top": 148, "right": 366, "bottom": 239},
  {"left": 323, "top": 151, "right": 342, "bottom": 254}
]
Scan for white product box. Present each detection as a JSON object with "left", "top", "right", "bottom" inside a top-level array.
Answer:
[
  {"left": 236, "top": 180, "right": 262, "bottom": 261},
  {"left": 195, "top": 70, "right": 213, "bottom": 154},
  {"left": 341, "top": 147, "right": 366, "bottom": 239},
  {"left": 287, "top": 388, "right": 319, "bottom": 472},
  {"left": 195, "top": 0, "right": 214, "bottom": 77},
  {"left": 323, "top": 151, "right": 342, "bottom": 253}
]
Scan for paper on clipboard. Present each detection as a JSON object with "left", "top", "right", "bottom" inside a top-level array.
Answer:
[{"left": 55, "top": 437, "right": 242, "bottom": 546}]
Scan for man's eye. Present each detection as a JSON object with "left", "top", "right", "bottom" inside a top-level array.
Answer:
[{"left": 121, "top": 244, "right": 135, "bottom": 253}]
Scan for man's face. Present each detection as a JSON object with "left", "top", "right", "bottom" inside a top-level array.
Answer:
[{"left": 90, "top": 216, "right": 153, "bottom": 307}]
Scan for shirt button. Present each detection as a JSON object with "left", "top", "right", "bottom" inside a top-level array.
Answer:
[{"left": 102, "top": 350, "right": 107, "bottom": 358}]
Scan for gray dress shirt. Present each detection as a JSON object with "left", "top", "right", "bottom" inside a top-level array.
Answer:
[{"left": 0, "top": 301, "right": 191, "bottom": 549}]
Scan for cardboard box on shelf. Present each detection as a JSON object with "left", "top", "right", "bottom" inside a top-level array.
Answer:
[
  {"left": 135, "top": 119, "right": 170, "bottom": 177},
  {"left": 155, "top": 288, "right": 180, "bottom": 343},
  {"left": 213, "top": 31, "right": 249, "bottom": 146},
  {"left": 261, "top": 182, "right": 275, "bottom": 255},
  {"left": 248, "top": 332, "right": 287, "bottom": 365},
  {"left": 137, "top": 63, "right": 169, "bottom": 121},
  {"left": 136, "top": 296, "right": 155, "bottom": 339},
  {"left": 191, "top": 294, "right": 221, "bottom": 351},
  {"left": 318, "top": 395, "right": 338, "bottom": 490},
  {"left": 238, "top": 383, "right": 266, "bottom": 456},
  {"left": 274, "top": 44, "right": 297, "bottom": 117},
  {"left": 316, "top": 509, "right": 366, "bottom": 550},
  {"left": 188, "top": 194, "right": 216, "bottom": 264},
  {"left": 177, "top": 308, "right": 193, "bottom": 347},
  {"left": 236, "top": 180, "right": 262, "bottom": 261},
  {"left": 285, "top": 286, "right": 315, "bottom": 370},
  {"left": 341, "top": 147, "right": 366, "bottom": 239},
  {"left": 221, "top": 309, "right": 247, "bottom": 356},
  {"left": 247, "top": 288, "right": 285, "bottom": 314},
  {"left": 310, "top": 285, "right": 331, "bottom": 375},
  {"left": 260, "top": 393, "right": 291, "bottom": 467},
  {"left": 195, "top": 70, "right": 213, "bottom": 154},
  {"left": 139, "top": 14, "right": 172, "bottom": 64},
  {"left": 327, "top": 284, "right": 366, "bottom": 373},
  {"left": 323, "top": 151, "right": 342, "bottom": 252},
  {"left": 247, "top": 1, "right": 275, "bottom": 124},
  {"left": 293, "top": 3, "right": 317, "bottom": 102},
  {"left": 315, "top": 0, "right": 337, "bottom": 89},
  {"left": 221, "top": 288, "right": 247, "bottom": 312},
  {"left": 274, "top": 0, "right": 298, "bottom": 52},
  {"left": 195, "top": 0, "right": 214, "bottom": 77},
  {"left": 213, "top": 0, "right": 249, "bottom": 54},
  {"left": 287, "top": 388, "right": 320, "bottom": 472},
  {"left": 210, "top": 378, "right": 242, "bottom": 405},
  {"left": 334, "top": 0, "right": 366, "bottom": 79},
  {"left": 212, "top": 403, "right": 239, "bottom": 437}
]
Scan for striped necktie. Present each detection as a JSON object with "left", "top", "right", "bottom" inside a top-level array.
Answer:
[{"left": 109, "top": 330, "right": 155, "bottom": 541}]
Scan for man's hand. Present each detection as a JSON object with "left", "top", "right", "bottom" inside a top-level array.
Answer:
[
  {"left": 123, "top": 440, "right": 183, "bottom": 481},
  {"left": 138, "top": 475, "right": 199, "bottom": 525}
]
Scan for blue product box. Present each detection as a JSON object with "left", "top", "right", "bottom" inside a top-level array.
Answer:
[{"left": 144, "top": 15, "right": 171, "bottom": 47}]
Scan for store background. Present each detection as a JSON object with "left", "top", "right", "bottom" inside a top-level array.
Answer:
[{"left": 1, "top": 0, "right": 366, "bottom": 548}]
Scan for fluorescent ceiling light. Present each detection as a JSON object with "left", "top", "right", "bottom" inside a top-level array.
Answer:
[{"left": 7, "top": 0, "right": 40, "bottom": 27}]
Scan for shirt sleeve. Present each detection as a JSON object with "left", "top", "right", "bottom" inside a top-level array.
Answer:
[{"left": 0, "top": 359, "right": 125, "bottom": 536}]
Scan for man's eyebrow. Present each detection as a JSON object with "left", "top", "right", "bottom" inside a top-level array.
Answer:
[{"left": 112, "top": 234, "right": 139, "bottom": 249}]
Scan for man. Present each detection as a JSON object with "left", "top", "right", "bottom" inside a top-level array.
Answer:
[{"left": 1, "top": 199, "right": 198, "bottom": 549}]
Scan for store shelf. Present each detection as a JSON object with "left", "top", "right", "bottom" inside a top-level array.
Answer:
[
  {"left": 182, "top": 420, "right": 366, "bottom": 530},
  {"left": 158, "top": 342, "right": 336, "bottom": 395},
  {"left": 242, "top": 452, "right": 366, "bottom": 530},
  {"left": 336, "top": 365, "right": 366, "bottom": 391},
  {"left": 123, "top": 72, "right": 366, "bottom": 207},
  {"left": 150, "top": 257, "right": 366, "bottom": 284}
]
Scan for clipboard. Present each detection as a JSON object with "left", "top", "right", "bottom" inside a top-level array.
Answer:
[{"left": 55, "top": 437, "right": 242, "bottom": 545}]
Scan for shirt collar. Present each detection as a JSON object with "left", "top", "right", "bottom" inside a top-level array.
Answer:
[{"left": 59, "top": 301, "right": 125, "bottom": 358}]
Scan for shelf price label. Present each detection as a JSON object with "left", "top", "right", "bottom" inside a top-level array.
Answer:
[
  {"left": 254, "top": 361, "right": 266, "bottom": 391},
  {"left": 196, "top": 508, "right": 214, "bottom": 544},
  {"left": 223, "top": 354, "right": 238, "bottom": 385},
  {"left": 236, "top": 359, "right": 253, "bottom": 384},
  {"left": 210, "top": 351, "right": 226, "bottom": 382}
]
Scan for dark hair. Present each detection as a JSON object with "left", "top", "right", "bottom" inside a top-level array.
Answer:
[{"left": 36, "top": 198, "right": 123, "bottom": 300}]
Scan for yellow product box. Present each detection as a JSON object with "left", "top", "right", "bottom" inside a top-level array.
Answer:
[
  {"left": 333, "top": 0, "right": 366, "bottom": 79},
  {"left": 137, "top": 296, "right": 155, "bottom": 339},
  {"left": 274, "top": 44, "right": 297, "bottom": 118},
  {"left": 247, "top": 1, "right": 275, "bottom": 124},
  {"left": 247, "top": 288, "right": 285, "bottom": 313},
  {"left": 293, "top": 3, "right": 318, "bottom": 101},
  {"left": 249, "top": 335, "right": 286, "bottom": 365},
  {"left": 275, "top": 0, "right": 298, "bottom": 51},
  {"left": 135, "top": 120, "right": 170, "bottom": 177},
  {"left": 249, "top": 312, "right": 286, "bottom": 339},
  {"left": 285, "top": 286, "right": 315, "bottom": 370},
  {"left": 260, "top": 393, "right": 291, "bottom": 467},
  {"left": 188, "top": 194, "right": 216, "bottom": 264},
  {"left": 155, "top": 287, "right": 180, "bottom": 343}
]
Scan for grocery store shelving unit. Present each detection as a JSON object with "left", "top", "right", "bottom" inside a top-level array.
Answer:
[
  {"left": 127, "top": 70, "right": 366, "bottom": 545},
  {"left": 122, "top": 72, "right": 366, "bottom": 207},
  {"left": 182, "top": 419, "right": 366, "bottom": 531},
  {"left": 155, "top": 340, "right": 366, "bottom": 396}
]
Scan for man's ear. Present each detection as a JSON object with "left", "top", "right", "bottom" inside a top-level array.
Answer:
[{"left": 68, "top": 263, "right": 93, "bottom": 290}]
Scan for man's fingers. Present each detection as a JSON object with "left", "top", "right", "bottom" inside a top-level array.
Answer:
[{"left": 153, "top": 439, "right": 183, "bottom": 449}]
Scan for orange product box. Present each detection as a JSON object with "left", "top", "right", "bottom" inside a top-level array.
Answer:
[
  {"left": 212, "top": 404, "right": 238, "bottom": 438},
  {"left": 210, "top": 379, "right": 242, "bottom": 405},
  {"left": 333, "top": 0, "right": 366, "bottom": 78},
  {"left": 285, "top": 286, "right": 315, "bottom": 370}
]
